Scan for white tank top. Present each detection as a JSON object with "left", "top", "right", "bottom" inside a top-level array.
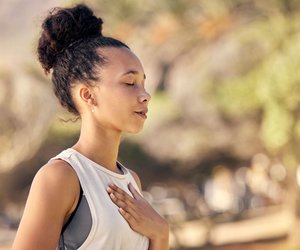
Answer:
[{"left": 50, "top": 148, "right": 150, "bottom": 250}]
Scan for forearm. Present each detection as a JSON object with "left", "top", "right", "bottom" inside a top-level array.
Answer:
[{"left": 148, "top": 221, "right": 169, "bottom": 250}]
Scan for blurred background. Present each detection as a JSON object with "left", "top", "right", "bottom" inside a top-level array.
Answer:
[{"left": 1, "top": 0, "right": 300, "bottom": 249}]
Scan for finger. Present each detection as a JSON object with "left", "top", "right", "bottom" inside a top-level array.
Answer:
[
  {"left": 109, "top": 192, "right": 134, "bottom": 209},
  {"left": 118, "top": 207, "right": 137, "bottom": 226},
  {"left": 109, "top": 194, "right": 139, "bottom": 219},
  {"left": 108, "top": 184, "right": 132, "bottom": 198},
  {"left": 107, "top": 185, "right": 135, "bottom": 205},
  {"left": 108, "top": 192, "right": 140, "bottom": 219},
  {"left": 128, "top": 182, "right": 141, "bottom": 200}
]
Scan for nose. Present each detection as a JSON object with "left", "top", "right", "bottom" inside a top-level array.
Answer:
[{"left": 138, "top": 90, "right": 151, "bottom": 103}]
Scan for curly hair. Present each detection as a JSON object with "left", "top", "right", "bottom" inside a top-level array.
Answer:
[{"left": 37, "top": 4, "right": 129, "bottom": 115}]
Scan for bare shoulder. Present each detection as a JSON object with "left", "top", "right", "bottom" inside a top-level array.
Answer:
[
  {"left": 31, "top": 159, "right": 80, "bottom": 214},
  {"left": 36, "top": 159, "right": 78, "bottom": 187},
  {"left": 12, "top": 159, "right": 80, "bottom": 249},
  {"left": 35, "top": 159, "right": 80, "bottom": 205},
  {"left": 128, "top": 169, "right": 142, "bottom": 191}
]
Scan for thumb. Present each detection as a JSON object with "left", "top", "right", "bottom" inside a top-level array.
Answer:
[{"left": 128, "top": 182, "right": 141, "bottom": 199}]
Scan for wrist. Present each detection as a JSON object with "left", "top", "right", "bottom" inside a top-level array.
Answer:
[
  {"left": 149, "top": 220, "right": 169, "bottom": 250},
  {"left": 150, "top": 219, "right": 169, "bottom": 241}
]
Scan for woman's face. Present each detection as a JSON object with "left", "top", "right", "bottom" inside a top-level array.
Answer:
[{"left": 90, "top": 47, "right": 151, "bottom": 133}]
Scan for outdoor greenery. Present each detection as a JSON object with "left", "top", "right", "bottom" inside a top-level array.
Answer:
[{"left": 2, "top": 0, "right": 300, "bottom": 248}]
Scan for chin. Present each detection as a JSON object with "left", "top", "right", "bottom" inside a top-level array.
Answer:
[{"left": 125, "top": 125, "right": 144, "bottom": 134}]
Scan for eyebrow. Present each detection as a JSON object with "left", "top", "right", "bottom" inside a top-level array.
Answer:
[{"left": 122, "top": 70, "right": 146, "bottom": 79}]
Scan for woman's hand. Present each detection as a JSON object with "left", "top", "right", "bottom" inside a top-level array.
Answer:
[{"left": 106, "top": 183, "right": 169, "bottom": 248}]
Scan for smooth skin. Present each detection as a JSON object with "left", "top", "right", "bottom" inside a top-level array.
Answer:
[
  {"left": 13, "top": 47, "right": 169, "bottom": 250},
  {"left": 107, "top": 182, "right": 169, "bottom": 249}
]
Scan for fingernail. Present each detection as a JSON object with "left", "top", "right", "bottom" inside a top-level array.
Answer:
[{"left": 107, "top": 187, "right": 112, "bottom": 192}]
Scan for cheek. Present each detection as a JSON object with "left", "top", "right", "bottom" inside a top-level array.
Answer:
[{"left": 99, "top": 89, "right": 132, "bottom": 116}]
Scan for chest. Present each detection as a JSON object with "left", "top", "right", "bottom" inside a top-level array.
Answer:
[{"left": 86, "top": 175, "right": 141, "bottom": 239}]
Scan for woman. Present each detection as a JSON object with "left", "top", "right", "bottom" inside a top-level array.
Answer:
[{"left": 13, "top": 4, "right": 169, "bottom": 250}]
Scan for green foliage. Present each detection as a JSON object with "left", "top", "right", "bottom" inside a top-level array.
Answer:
[
  {"left": 65, "top": 0, "right": 300, "bottom": 165},
  {"left": 261, "top": 102, "right": 293, "bottom": 152},
  {"left": 216, "top": 77, "right": 260, "bottom": 115},
  {"left": 214, "top": 15, "right": 300, "bottom": 158},
  {"left": 144, "top": 91, "right": 181, "bottom": 131}
]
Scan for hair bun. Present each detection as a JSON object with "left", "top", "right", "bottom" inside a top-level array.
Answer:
[{"left": 38, "top": 4, "right": 103, "bottom": 73}]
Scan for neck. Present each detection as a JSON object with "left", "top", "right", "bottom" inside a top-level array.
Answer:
[{"left": 72, "top": 118, "right": 122, "bottom": 174}]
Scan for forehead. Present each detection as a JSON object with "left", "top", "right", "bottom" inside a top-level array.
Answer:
[{"left": 97, "top": 47, "right": 144, "bottom": 74}]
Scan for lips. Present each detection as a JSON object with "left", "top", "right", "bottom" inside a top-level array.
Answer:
[{"left": 134, "top": 108, "right": 148, "bottom": 119}]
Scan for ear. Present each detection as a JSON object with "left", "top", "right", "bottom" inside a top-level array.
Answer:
[{"left": 79, "top": 85, "right": 96, "bottom": 106}]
